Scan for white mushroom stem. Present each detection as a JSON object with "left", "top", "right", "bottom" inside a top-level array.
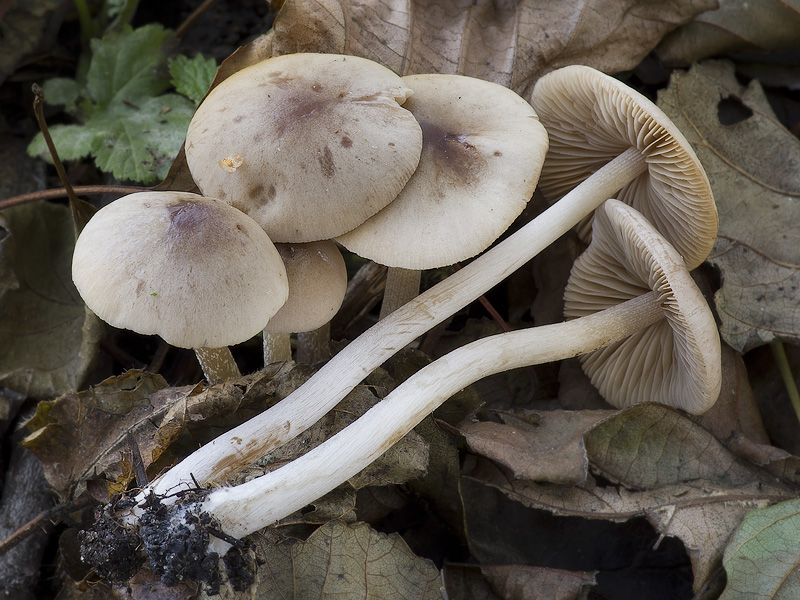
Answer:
[
  {"left": 201, "top": 291, "right": 662, "bottom": 550},
  {"left": 145, "top": 148, "right": 646, "bottom": 495},
  {"left": 193, "top": 347, "right": 242, "bottom": 384},
  {"left": 296, "top": 323, "right": 332, "bottom": 364},
  {"left": 379, "top": 267, "right": 423, "bottom": 319},
  {"left": 263, "top": 332, "right": 292, "bottom": 364}
]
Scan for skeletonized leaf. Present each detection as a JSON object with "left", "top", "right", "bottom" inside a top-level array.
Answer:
[{"left": 657, "top": 59, "right": 800, "bottom": 352}]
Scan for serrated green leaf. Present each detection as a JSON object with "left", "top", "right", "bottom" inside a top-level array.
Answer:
[
  {"left": 27, "top": 124, "right": 97, "bottom": 163},
  {"left": 42, "top": 77, "right": 82, "bottom": 110},
  {"left": 720, "top": 499, "right": 800, "bottom": 599},
  {"left": 88, "top": 93, "right": 194, "bottom": 183},
  {"left": 86, "top": 23, "right": 172, "bottom": 108},
  {"left": 169, "top": 54, "right": 217, "bottom": 104}
]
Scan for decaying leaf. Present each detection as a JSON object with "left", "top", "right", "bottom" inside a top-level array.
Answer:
[
  {"left": 264, "top": 0, "right": 715, "bottom": 98},
  {"left": 0, "top": 202, "right": 102, "bottom": 399},
  {"left": 720, "top": 499, "right": 800, "bottom": 599},
  {"left": 456, "top": 409, "right": 616, "bottom": 485},
  {"left": 656, "top": 0, "right": 800, "bottom": 66},
  {"left": 658, "top": 59, "right": 800, "bottom": 352},
  {"left": 481, "top": 565, "right": 596, "bottom": 600},
  {"left": 243, "top": 521, "right": 442, "bottom": 599}
]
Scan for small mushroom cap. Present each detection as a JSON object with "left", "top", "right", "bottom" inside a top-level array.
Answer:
[
  {"left": 564, "top": 200, "right": 721, "bottom": 414},
  {"left": 72, "top": 191, "right": 289, "bottom": 349},
  {"left": 185, "top": 53, "right": 423, "bottom": 243},
  {"left": 337, "top": 74, "right": 549, "bottom": 269},
  {"left": 531, "top": 65, "right": 718, "bottom": 270},
  {"left": 264, "top": 240, "right": 348, "bottom": 334}
]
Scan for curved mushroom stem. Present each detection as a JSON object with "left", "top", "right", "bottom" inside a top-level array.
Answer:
[
  {"left": 144, "top": 148, "right": 647, "bottom": 494},
  {"left": 194, "top": 347, "right": 241, "bottom": 384},
  {"left": 379, "top": 268, "right": 422, "bottom": 319},
  {"left": 200, "top": 292, "right": 662, "bottom": 549},
  {"left": 263, "top": 332, "right": 292, "bottom": 364}
]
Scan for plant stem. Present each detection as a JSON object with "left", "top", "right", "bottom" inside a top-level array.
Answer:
[
  {"left": 144, "top": 148, "right": 647, "bottom": 494},
  {"left": 201, "top": 292, "right": 662, "bottom": 547},
  {"left": 769, "top": 341, "right": 800, "bottom": 425}
]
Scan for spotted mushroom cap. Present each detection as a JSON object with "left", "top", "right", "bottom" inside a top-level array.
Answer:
[
  {"left": 337, "top": 74, "right": 549, "bottom": 269},
  {"left": 531, "top": 65, "right": 718, "bottom": 270},
  {"left": 264, "top": 240, "right": 348, "bottom": 334},
  {"left": 72, "top": 191, "right": 289, "bottom": 349},
  {"left": 184, "top": 53, "right": 423, "bottom": 243},
  {"left": 563, "top": 199, "right": 721, "bottom": 414}
]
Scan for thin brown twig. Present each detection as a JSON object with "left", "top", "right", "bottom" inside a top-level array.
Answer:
[
  {"left": 174, "top": 0, "right": 223, "bottom": 40},
  {"left": 0, "top": 185, "right": 148, "bottom": 211}
]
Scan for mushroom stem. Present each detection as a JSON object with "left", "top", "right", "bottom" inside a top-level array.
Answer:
[
  {"left": 379, "top": 268, "right": 422, "bottom": 319},
  {"left": 201, "top": 291, "right": 663, "bottom": 548},
  {"left": 263, "top": 332, "right": 292, "bottom": 364},
  {"left": 296, "top": 323, "right": 332, "bottom": 364},
  {"left": 145, "top": 148, "right": 647, "bottom": 493},
  {"left": 194, "top": 347, "right": 242, "bottom": 384}
]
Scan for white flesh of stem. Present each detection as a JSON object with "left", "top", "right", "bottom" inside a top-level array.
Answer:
[
  {"left": 194, "top": 347, "right": 241, "bottom": 384},
  {"left": 148, "top": 147, "right": 647, "bottom": 495},
  {"left": 203, "top": 291, "right": 663, "bottom": 548}
]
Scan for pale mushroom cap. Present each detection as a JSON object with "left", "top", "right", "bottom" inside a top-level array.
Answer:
[
  {"left": 531, "top": 65, "right": 718, "bottom": 270},
  {"left": 185, "top": 53, "right": 423, "bottom": 243},
  {"left": 337, "top": 74, "right": 549, "bottom": 269},
  {"left": 72, "top": 191, "right": 289, "bottom": 349},
  {"left": 264, "top": 240, "right": 348, "bottom": 333},
  {"left": 563, "top": 200, "right": 721, "bottom": 414}
]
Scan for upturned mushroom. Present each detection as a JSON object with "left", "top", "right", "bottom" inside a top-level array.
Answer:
[
  {"left": 183, "top": 200, "right": 721, "bottom": 550},
  {"left": 262, "top": 240, "right": 348, "bottom": 364},
  {"left": 71, "top": 191, "right": 289, "bottom": 383},
  {"left": 184, "top": 52, "right": 424, "bottom": 243},
  {"left": 336, "top": 73, "right": 548, "bottom": 315},
  {"left": 130, "top": 65, "right": 718, "bottom": 495}
]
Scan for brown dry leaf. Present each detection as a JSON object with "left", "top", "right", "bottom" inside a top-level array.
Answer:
[
  {"left": 481, "top": 565, "right": 596, "bottom": 600},
  {"left": 467, "top": 403, "right": 800, "bottom": 592},
  {"left": 457, "top": 409, "right": 616, "bottom": 485},
  {"left": 657, "top": 60, "right": 800, "bottom": 352},
  {"left": 656, "top": 0, "right": 800, "bottom": 66},
  {"left": 265, "top": 0, "right": 715, "bottom": 97},
  {"left": 243, "top": 520, "right": 442, "bottom": 599}
]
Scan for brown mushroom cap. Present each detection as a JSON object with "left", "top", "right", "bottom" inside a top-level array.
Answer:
[
  {"left": 563, "top": 199, "right": 721, "bottom": 413},
  {"left": 531, "top": 65, "right": 718, "bottom": 270},
  {"left": 337, "top": 74, "right": 548, "bottom": 269},
  {"left": 72, "top": 191, "right": 289, "bottom": 349},
  {"left": 264, "top": 240, "right": 348, "bottom": 334},
  {"left": 184, "top": 53, "right": 423, "bottom": 243}
]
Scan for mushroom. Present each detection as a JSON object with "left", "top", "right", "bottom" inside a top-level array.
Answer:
[
  {"left": 181, "top": 200, "right": 721, "bottom": 551},
  {"left": 184, "top": 52, "right": 424, "bottom": 243},
  {"left": 263, "top": 240, "right": 348, "bottom": 364},
  {"left": 336, "top": 73, "right": 548, "bottom": 316},
  {"left": 72, "top": 191, "right": 289, "bottom": 383},
  {"left": 129, "top": 65, "right": 718, "bottom": 494}
]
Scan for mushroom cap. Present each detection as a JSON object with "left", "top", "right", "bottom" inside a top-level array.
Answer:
[
  {"left": 72, "top": 191, "right": 289, "bottom": 349},
  {"left": 184, "top": 53, "right": 423, "bottom": 243},
  {"left": 337, "top": 74, "right": 549, "bottom": 269},
  {"left": 264, "top": 240, "right": 348, "bottom": 334},
  {"left": 563, "top": 199, "right": 721, "bottom": 414},
  {"left": 531, "top": 65, "right": 718, "bottom": 270}
]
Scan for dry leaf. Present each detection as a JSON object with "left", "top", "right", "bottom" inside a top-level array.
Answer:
[
  {"left": 656, "top": 0, "right": 800, "bottom": 66},
  {"left": 481, "top": 565, "right": 596, "bottom": 600},
  {"left": 657, "top": 59, "right": 800, "bottom": 352},
  {"left": 267, "top": 0, "right": 715, "bottom": 97}
]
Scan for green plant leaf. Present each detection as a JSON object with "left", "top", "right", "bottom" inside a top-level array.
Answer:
[
  {"left": 86, "top": 23, "right": 172, "bottom": 108},
  {"left": 41, "top": 77, "right": 82, "bottom": 110},
  {"left": 169, "top": 54, "right": 218, "bottom": 104},
  {"left": 27, "top": 124, "right": 97, "bottom": 162},
  {"left": 720, "top": 499, "right": 800, "bottom": 599}
]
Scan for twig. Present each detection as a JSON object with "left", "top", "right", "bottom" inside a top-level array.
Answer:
[{"left": 0, "top": 185, "right": 148, "bottom": 211}]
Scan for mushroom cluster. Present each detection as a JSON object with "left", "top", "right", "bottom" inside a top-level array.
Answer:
[{"left": 78, "top": 58, "right": 723, "bottom": 584}]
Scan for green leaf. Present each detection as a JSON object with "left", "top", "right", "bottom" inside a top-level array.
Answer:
[
  {"left": 41, "top": 77, "right": 82, "bottom": 110},
  {"left": 169, "top": 54, "right": 218, "bottom": 104},
  {"left": 0, "top": 202, "right": 102, "bottom": 399},
  {"left": 88, "top": 93, "right": 195, "bottom": 183},
  {"left": 720, "top": 499, "right": 800, "bottom": 599},
  {"left": 27, "top": 124, "right": 97, "bottom": 163},
  {"left": 86, "top": 23, "right": 172, "bottom": 108}
]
